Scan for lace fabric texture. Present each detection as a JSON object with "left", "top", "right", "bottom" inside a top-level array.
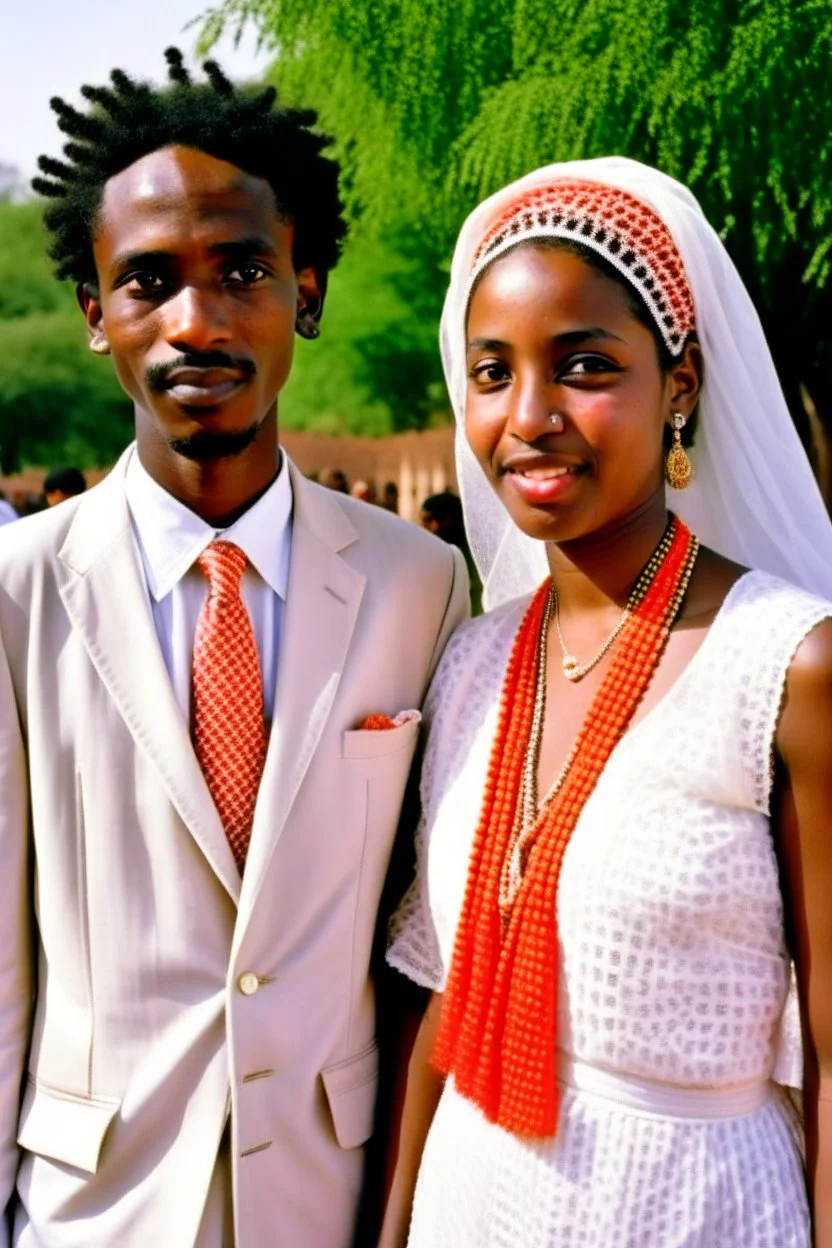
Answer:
[{"left": 387, "top": 570, "right": 830, "bottom": 1247}]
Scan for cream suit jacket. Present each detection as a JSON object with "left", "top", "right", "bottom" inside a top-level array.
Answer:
[{"left": 0, "top": 449, "right": 468, "bottom": 1247}]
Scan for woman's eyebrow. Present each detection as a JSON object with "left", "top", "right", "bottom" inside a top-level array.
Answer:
[
  {"left": 467, "top": 336, "right": 509, "bottom": 352},
  {"left": 555, "top": 327, "right": 626, "bottom": 345},
  {"left": 467, "top": 327, "right": 626, "bottom": 353}
]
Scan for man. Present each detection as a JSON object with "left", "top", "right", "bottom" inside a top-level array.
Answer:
[
  {"left": 43, "top": 466, "right": 87, "bottom": 507},
  {"left": 0, "top": 50, "right": 467, "bottom": 1247}
]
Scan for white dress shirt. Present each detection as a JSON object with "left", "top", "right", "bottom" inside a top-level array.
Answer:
[{"left": 124, "top": 447, "right": 293, "bottom": 724}]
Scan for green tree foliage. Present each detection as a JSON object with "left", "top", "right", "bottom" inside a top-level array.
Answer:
[
  {"left": 282, "top": 224, "right": 449, "bottom": 434},
  {"left": 204, "top": 0, "right": 832, "bottom": 437},
  {"left": 0, "top": 202, "right": 131, "bottom": 473}
]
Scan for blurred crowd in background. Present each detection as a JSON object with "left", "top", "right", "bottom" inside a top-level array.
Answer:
[
  {"left": 311, "top": 467, "right": 480, "bottom": 611},
  {"left": 0, "top": 465, "right": 87, "bottom": 521},
  {"left": 0, "top": 462, "right": 482, "bottom": 612}
]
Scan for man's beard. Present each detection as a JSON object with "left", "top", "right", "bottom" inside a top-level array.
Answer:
[{"left": 167, "top": 422, "right": 262, "bottom": 462}]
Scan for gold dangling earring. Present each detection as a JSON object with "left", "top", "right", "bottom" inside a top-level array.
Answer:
[{"left": 665, "top": 412, "right": 692, "bottom": 490}]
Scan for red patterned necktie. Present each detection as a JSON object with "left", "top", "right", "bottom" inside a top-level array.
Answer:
[{"left": 192, "top": 540, "right": 266, "bottom": 871}]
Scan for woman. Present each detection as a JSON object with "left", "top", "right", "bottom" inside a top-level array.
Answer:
[{"left": 380, "top": 159, "right": 832, "bottom": 1247}]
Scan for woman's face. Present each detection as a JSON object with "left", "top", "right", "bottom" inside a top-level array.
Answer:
[{"left": 464, "top": 243, "right": 698, "bottom": 545}]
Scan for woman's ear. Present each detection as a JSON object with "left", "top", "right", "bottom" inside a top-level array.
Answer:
[{"left": 667, "top": 339, "right": 703, "bottom": 421}]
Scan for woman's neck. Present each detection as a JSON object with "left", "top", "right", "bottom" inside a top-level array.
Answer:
[{"left": 547, "top": 492, "right": 670, "bottom": 618}]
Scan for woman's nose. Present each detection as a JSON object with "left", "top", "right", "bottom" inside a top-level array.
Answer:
[{"left": 508, "top": 379, "right": 562, "bottom": 441}]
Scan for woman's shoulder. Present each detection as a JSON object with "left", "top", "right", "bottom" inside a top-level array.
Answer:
[
  {"left": 698, "top": 568, "right": 832, "bottom": 813},
  {"left": 698, "top": 567, "right": 832, "bottom": 713},
  {"left": 715, "top": 567, "right": 832, "bottom": 641},
  {"left": 730, "top": 565, "right": 832, "bottom": 608}
]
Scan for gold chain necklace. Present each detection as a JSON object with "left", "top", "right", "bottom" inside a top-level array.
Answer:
[
  {"left": 554, "top": 521, "right": 679, "bottom": 682},
  {"left": 499, "top": 518, "right": 690, "bottom": 912},
  {"left": 554, "top": 592, "right": 629, "bottom": 681}
]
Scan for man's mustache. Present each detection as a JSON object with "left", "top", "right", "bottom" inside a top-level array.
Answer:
[{"left": 146, "top": 352, "right": 257, "bottom": 391}]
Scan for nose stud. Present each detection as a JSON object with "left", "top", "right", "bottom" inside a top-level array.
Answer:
[{"left": 549, "top": 413, "right": 564, "bottom": 430}]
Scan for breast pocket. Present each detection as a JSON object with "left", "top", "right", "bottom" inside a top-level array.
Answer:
[
  {"left": 343, "top": 717, "right": 421, "bottom": 833},
  {"left": 342, "top": 714, "right": 421, "bottom": 762},
  {"left": 339, "top": 716, "right": 422, "bottom": 931}
]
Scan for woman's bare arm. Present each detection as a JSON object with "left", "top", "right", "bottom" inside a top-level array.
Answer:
[
  {"left": 775, "top": 619, "right": 832, "bottom": 1247},
  {"left": 377, "top": 991, "right": 446, "bottom": 1248}
]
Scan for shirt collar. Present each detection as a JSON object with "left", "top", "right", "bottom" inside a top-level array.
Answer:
[{"left": 125, "top": 446, "right": 293, "bottom": 603}]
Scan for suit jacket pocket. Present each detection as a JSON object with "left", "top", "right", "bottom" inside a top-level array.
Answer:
[
  {"left": 342, "top": 716, "right": 421, "bottom": 761},
  {"left": 17, "top": 1077, "right": 120, "bottom": 1174},
  {"left": 320, "top": 1039, "right": 379, "bottom": 1149}
]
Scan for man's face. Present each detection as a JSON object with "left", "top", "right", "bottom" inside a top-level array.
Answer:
[{"left": 82, "top": 146, "right": 320, "bottom": 458}]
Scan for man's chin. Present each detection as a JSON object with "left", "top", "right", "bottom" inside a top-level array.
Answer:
[{"left": 167, "top": 421, "right": 262, "bottom": 463}]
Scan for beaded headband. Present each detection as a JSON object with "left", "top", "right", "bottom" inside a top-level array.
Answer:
[{"left": 471, "top": 179, "right": 696, "bottom": 356}]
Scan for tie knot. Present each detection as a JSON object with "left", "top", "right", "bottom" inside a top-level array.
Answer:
[{"left": 197, "top": 540, "right": 247, "bottom": 595}]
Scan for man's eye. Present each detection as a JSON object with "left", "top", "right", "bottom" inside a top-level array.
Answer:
[
  {"left": 127, "top": 272, "right": 165, "bottom": 294},
  {"left": 227, "top": 263, "right": 267, "bottom": 284}
]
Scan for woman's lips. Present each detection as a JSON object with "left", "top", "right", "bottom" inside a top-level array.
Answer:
[{"left": 503, "top": 463, "right": 585, "bottom": 505}]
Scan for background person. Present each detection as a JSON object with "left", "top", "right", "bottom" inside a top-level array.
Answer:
[
  {"left": 419, "top": 491, "right": 482, "bottom": 614},
  {"left": 382, "top": 481, "right": 399, "bottom": 514},
  {"left": 0, "top": 492, "right": 17, "bottom": 526},
  {"left": 43, "top": 465, "right": 87, "bottom": 506},
  {"left": 381, "top": 159, "right": 832, "bottom": 1248},
  {"left": 318, "top": 465, "right": 350, "bottom": 493},
  {"left": 351, "top": 478, "right": 378, "bottom": 504}
]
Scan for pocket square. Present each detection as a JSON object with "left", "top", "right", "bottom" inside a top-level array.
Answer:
[{"left": 356, "top": 709, "right": 421, "bottom": 731}]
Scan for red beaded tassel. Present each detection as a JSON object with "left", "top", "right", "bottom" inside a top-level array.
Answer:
[{"left": 433, "top": 518, "right": 696, "bottom": 1137}]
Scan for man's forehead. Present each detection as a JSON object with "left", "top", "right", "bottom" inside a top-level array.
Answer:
[{"left": 98, "top": 146, "right": 280, "bottom": 232}]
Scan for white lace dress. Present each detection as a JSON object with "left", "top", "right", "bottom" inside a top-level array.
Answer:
[{"left": 387, "top": 571, "right": 830, "bottom": 1248}]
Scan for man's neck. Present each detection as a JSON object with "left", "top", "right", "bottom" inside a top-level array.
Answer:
[{"left": 135, "top": 419, "right": 281, "bottom": 528}]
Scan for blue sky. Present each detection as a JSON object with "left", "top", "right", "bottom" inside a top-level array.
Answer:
[{"left": 1, "top": 0, "right": 271, "bottom": 182}]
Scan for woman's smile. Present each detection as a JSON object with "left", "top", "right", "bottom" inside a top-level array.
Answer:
[{"left": 501, "top": 456, "right": 590, "bottom": 506}]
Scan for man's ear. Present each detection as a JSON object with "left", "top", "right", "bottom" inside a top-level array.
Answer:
[
  {"left": 295, "top": 267, "right": 325, "bottom": 340},
  {"left": 76, "top": 281, "right": 111, "bottom": 356}
]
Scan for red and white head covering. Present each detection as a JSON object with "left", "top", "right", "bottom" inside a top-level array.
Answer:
[
  {"left": 472, "top": 178, "right": 696, "bottom": 356},
  {"left": 441, "top": 157, "right": 832, "bottom": 607}
]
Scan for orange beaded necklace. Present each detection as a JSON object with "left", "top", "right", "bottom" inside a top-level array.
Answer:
[{"left": 432, "top": 514, "right": 699, "bottom": 1137}]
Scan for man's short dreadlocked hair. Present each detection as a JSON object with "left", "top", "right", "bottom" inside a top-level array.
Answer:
[{"left": 32, "top": 47, "right": 347, "bottom": 292}]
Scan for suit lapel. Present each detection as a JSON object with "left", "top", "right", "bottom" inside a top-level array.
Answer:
[
  {"left": 238, "top": 465, "right": 365, "bottom": 922},
  {"left": 58, "top": 452, "right": 241, "bottom": 904}
]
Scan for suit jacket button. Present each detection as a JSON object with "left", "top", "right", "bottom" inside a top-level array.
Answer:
[{"left": 238, "top": 972, "right": 260, "bottom": 996}]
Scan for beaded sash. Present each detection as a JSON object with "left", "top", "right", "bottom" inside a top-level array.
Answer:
[{"left": 432, "top": 516, "right": 699, "bottom": 1137}]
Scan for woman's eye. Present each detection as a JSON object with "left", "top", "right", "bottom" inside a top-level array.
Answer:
[
  {"left": 227, "top": 263, "right": 267, "bottom": 285},
  {"left": 469, "top": 360, "right": 510, "bottom": 385},
  {"left": 560, "top": 355, "right": 619, "bottom": 378}
]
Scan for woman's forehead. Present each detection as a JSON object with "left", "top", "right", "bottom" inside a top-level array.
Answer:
[{"left": 467, "top": 244, "right": 636, "bottom": 331}]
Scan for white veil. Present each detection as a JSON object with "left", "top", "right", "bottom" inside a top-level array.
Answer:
[{"left": 440, "top": 156, "right": 832, "bottom": 608}]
